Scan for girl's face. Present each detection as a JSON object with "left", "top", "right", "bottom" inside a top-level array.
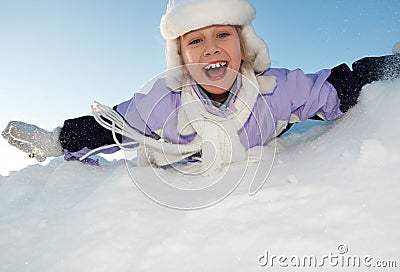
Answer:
[{"left": 180, "top": 25, "right": 244, "bottom": 98}]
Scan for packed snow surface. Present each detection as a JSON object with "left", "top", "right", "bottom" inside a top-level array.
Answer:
[{"left": 1, "top": 80, "right": 400, "bottom": 271}]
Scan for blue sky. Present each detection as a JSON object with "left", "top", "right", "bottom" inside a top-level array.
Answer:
[{"left": 1, "top": 0, "right": 399, "bottom": 175}]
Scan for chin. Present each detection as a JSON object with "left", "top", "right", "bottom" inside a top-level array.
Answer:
[
  {"left": 199, "top": 74, "right": 237, "bottom": 94},
  {"left": 202, "top": 85, "right": 228, "bottom": 94}
]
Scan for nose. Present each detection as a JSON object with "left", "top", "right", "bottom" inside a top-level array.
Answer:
[{"left": 203, "top": 39, "right": 220, "bottom": 56}]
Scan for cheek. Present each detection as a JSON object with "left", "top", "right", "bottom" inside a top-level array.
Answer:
[
  {"left": 181, "top": 47, "right": 197, "bottom": 65},
  {"left": 180, "top": 48, "right": 204, "bottom": 79}
]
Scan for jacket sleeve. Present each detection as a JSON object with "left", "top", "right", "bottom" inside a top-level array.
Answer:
[
  {"left": 115, "top": 78, "right": 181, "bottom": 137},
  {"left": 262, "top": 68, "right": 343, "bottom": 124},
  {"left": 60, "top": 78, "right": 179, "bottom": 156}
]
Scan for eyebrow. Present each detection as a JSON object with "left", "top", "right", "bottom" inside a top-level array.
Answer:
[{"left": 183, "top": 25, "right": 235, "bottom": 39}]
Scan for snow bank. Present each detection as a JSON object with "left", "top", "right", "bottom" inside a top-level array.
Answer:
[{"left": 1, "top": 79, "right": 399, "bottom": 271}]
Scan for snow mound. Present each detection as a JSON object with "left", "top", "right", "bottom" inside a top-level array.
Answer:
[{"left": 1, "top": 79, "right": 400, "bottom": 271}]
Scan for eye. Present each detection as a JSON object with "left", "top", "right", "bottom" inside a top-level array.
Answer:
[
  {"left": 189, "top": 38, "right": 202, "bottom": 45},
  {"left": 217, "top": 32, "right": 230, "bottom": 39}
]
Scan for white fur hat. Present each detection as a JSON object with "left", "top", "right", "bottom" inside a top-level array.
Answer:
[{"left": 160, "top": 0, "right": 271, "bottom": 90}]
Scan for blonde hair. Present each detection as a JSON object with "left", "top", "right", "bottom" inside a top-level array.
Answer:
[{"left": 236, "top": 26, "right": 248, "bottom": 64}]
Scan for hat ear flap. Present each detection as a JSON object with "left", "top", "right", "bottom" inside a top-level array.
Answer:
[
  {"left": 241, "top": 24, "right": 271, "bottom": 72},
  {"left": 165, "top": 39, "right": 186, "bottom": 90}
]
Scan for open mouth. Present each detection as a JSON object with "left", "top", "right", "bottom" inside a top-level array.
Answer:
[{"left": 203, "top": 61, "right": 228, "bottom": 81}]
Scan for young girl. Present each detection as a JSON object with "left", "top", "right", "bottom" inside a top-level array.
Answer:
[{"left": 2, "top": 0, "right": 400, "bottom": 175}]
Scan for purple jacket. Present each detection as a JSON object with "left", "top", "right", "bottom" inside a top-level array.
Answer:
[{"left": 115, "top": 68, "right": 342, "bottom": 149}]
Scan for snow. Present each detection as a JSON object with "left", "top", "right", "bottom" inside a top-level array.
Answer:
[
  {"left": 393, "top": 42, "right": 400, "bottom": 55},
  {"left": 1, "top": 79, "right": 400, "bottom": 271}
]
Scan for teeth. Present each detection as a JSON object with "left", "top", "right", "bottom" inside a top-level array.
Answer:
[{"left": 204, "top": 62, "right": 227, "bottom": 70}]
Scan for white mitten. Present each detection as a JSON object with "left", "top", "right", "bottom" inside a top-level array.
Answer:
[{"left": 2, "top": 121, "right": 63, "bottom": 162}]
